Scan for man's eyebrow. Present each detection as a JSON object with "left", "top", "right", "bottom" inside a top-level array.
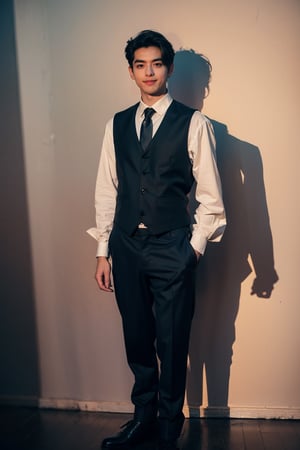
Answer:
[{"left": 133, "top": 58, "right": 163, "bottom": 64}]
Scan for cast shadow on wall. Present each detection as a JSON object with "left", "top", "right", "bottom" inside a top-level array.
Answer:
[
  {"left": 0, "top": 0, "right": 40, "bottom": 405},
  {"left": 168, "top": 50, "right": 279, "bottom": 418}
]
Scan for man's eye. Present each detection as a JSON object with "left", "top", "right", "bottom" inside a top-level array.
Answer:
[
  {"left": 136, "top": 64, "right": 144, "bottom": 69},
  {"left": 154, "top": 63, "right": 162, "bottom": 67}
]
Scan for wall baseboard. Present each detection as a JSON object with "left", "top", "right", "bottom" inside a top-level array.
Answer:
[
  {"left": 39, "top": 398, "right": 133, "bottom": 414},
  {"left": 1, "top": 396, "right": 300, "bottom": 419},
  {"left": 184, "top": 405, "right": 300, "bottom": 420}
]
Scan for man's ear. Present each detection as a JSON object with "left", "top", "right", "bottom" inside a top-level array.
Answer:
[{"left": 128, "top": 66, "right": 135, "bottom": 80}]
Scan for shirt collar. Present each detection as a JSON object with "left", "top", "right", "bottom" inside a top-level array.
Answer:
[{"left": 137, "top": 93, "right": 173, "bottom": 118}]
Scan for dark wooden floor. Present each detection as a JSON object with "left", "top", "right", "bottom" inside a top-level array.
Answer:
[{"left": 0, "top": 407, "right": 300, "bottom": 450}]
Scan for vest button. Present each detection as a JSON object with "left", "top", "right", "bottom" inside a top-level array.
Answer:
[{"left": 141, "top": 187, "right": 145, "bottom": 193}]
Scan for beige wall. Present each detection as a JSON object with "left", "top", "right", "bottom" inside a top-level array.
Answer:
[{"left": 13, "top": 0, "right": 300, "bottom": 417}]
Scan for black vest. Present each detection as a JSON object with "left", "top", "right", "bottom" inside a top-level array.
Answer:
[{"left": 113, "top": 100, "right": 195, "bottom": 235}]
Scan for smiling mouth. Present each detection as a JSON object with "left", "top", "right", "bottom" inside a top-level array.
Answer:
[{"left": 144, "top": 80, "right": 156, "bottom": 85}]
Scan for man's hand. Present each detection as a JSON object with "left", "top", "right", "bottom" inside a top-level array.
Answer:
[{"left": 95, "top": 256, "right": 113, "bottom": 292}]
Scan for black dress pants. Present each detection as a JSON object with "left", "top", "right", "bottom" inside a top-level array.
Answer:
[{"left": 109, "top": 225, "right": 197, "bottom": 440}]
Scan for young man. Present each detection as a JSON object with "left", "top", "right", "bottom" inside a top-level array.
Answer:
[{"left": 88, "top": 30, "right": 226, "bottom": 450}]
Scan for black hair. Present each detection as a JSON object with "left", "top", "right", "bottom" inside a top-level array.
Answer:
[{"left": 125, "top": 30, "right": 175, "bottom": 69}]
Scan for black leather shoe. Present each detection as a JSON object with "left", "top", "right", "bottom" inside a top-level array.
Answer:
[
  {"left": 158, "top": 439, "right": 178, "bottom": 450},
  {"left": 101, "top": 420, "right": 155, "bottom": 448}
]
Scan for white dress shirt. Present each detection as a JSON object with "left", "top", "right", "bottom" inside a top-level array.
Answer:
[{"left": 87, "top": 93, "right": 226, "bottom": 257}]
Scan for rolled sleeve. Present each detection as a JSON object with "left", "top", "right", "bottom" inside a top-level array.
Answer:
[
  {"left": 86, "top": 118, "right": 118, "bottom": 257},
  {"left": 188, "top": 112, "right": 226, "bottom": 254}
]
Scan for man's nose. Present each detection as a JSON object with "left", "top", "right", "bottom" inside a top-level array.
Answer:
[{"left": 145, "top": 64, "right": 154, "bottom": 76}]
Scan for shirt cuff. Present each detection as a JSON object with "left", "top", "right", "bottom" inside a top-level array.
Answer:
[
  {"left": 96, "top": 241, "right": 109, "bottom": 258},
  {"left": 86, "top": 228, "right": 109, "bottom": 257},
  {"left": 190, "top": 233, "right": 207, "bottom": 256}
]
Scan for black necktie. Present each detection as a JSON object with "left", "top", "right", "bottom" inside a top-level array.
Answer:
[{"left": 140, "top": 108, "right": 155, "bottom": 150}]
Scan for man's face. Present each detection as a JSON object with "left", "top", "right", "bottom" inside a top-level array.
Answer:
[{"left": 128, "top": 46, "right": 173, "bottom": 102}]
